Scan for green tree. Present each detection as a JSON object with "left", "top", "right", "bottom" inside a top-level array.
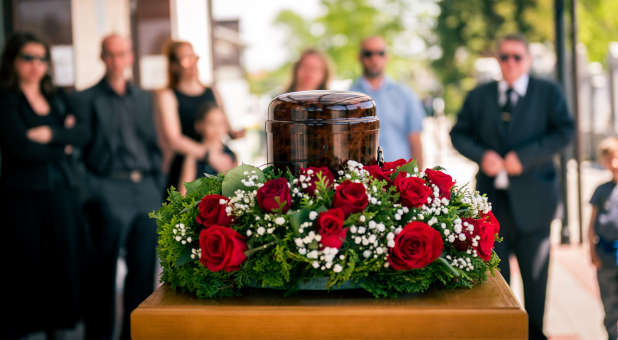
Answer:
[
  {"left": 578, "top": 0, "right": 618, "bottom": 64},
  {"left": 431, "top": 0, "right": 553, "bottom": 114},
  {"left": 248, "top": 0, "right": 411, "bottom": 95}
]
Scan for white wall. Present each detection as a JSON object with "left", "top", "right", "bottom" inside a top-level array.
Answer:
[
  {"left": 71, "top": 0, "right": 130, "bottom": 90},
  {"left": 170, "top": 0, "right": 213, "bottom": 85}
]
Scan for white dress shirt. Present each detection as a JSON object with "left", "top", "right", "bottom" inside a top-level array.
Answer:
[
  {"left": 498, "top": 73, "right": 529, "bottom": 107},
  {"left": 495, "top": 74, "right": 529, "bottom": 189}
]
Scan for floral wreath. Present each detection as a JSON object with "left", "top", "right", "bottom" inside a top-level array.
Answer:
[{"left": 153, "top": 159, "right": 501, "bottom": 298}]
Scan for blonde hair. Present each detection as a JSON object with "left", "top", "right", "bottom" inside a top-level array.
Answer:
[{"left": 598, "top": 136, "right": 618, "bottom": 160}]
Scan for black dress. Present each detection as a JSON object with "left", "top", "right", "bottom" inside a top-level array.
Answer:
[
  {"left": 0, "top": 89, "right": 88, "bottom": 338},
  {"left": 165, "top": 88, "right": 217, "bottom": 191}
]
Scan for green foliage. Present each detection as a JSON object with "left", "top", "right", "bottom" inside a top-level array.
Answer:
[
  {"left": 221, "top": 164, "right": 265, "bottom": 197},
  {"left": 249, "top": 0, "right": 410, "bottom": 95},
  {"left": 578, "top": 0, "right": 618, "bottom": 64},
  {"left": 432, "top": 0, "right": 554, "bottom": 114},
  {"left": 432, "top": 0, "right": 618, "bottom": 114}
]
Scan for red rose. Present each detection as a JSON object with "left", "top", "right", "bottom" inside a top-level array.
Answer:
[
  {"left": 388, "top": 221, "right": 444, "bottom": 270},
  {"left": 475, "top": 221, "right": 497, "bottom": 261},
  {"left": 394, "top": 172, "right": 432, "bottom": 208},
  {"left": 316, "top": 208, "right": 347, "bottom": 249},
  {"left": 364, "top": 158, "right": 407, "bottom": 184},
  {"left": 483, "top": 211, "right": 500, "bottom": 235},
  {"left": 424, "top": 169, "right": 455, "bottom": 199},
  {"left": 299, "top": 166, "right": 335, "bottom": 195},
  {"left": 333, "top": 180, "right": 368, "bottom": 216},
  {"left": 196, "top": 194, "right": 233, "bottom": 227},
  {"left": 199, "top": 225, "right": 247, "bottom": 272},
  {"left": 476, "top": 212, "right": 500, "bottom": 261},
  {"left": 257, "top": 178, "right": 292, "bottom": 213},
  {"left": 455, "top": 213, "right": 500, "bottom": 261}
]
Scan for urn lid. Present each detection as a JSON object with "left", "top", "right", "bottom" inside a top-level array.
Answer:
[{"left": 268, "top": 90, "right": 376, "bottom": 121}]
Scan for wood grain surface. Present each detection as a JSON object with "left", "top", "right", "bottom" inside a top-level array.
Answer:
[{"left": 132, "top": 273, "right": 527, "bottom": 339}]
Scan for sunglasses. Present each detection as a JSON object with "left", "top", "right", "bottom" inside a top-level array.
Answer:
[
  {"left": 361, "top": 50, "right": 385, "bottom": 58},
  {"left": 498, "top": 53, "right": 523, "bottom": 62},
  {"left": 18, "top": 53, "right": 48, "bottom": 63}
]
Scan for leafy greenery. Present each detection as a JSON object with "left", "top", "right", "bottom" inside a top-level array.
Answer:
[
  {"left": 249, "top": 0, "right": 411, "bottom": 95},
  {"left": 154, "top": 160, "right": 501, "bottom": 299},
  {"left": 431, "top": 0, "right": 618, "bottom": 114}
]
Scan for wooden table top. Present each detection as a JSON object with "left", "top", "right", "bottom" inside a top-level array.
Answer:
[{"left": 132, "top": 272, "right": 527, "bottom": 339}]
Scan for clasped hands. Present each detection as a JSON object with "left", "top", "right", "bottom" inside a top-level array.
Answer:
[
  {"left": 481, "top": 150, "right": 523, "bottom": 177},
  {"left": 26, "top": 114, "right": 76, "bottom": 155}
]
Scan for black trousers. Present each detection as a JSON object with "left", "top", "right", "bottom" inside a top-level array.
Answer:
[
  {"left": 82, "top": 175, "right": 161, "bottom": 340},
  {"left": 493, "top": 190, "right": 550, "bottom": 340}
]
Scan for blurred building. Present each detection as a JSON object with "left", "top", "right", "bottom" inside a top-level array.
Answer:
[{"left": 0, "top": 0, "right": 215, "bottom": 90}]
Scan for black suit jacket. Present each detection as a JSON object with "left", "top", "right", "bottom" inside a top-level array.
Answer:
[
  {"left": 71, "top": 78, "right": 161, "bottom": 179},
  {"left": 450, "top": 76, "right": 574, "bottom": 231}
]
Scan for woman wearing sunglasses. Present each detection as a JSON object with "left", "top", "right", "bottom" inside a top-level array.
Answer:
[
  {"left": 155, "top": 40, "right": 243, "bottom": 196},
  {"left": 0, "top": 32, "right": 88, "bottom": 339}
]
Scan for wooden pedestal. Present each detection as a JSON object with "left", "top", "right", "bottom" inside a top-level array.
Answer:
[{"left": 132, "top": 273, "right": 527, "bottom": 339}]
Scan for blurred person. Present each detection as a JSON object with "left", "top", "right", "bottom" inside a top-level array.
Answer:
[
  {"left": 156, "top": 40, "right": 243, "bottom": 196},
  {"left": 588, "top": 136, "right": 618, "bottom": 340},
  {"left": 285, "top": 48, "right": 331, "bottom": 92},
  {"left": 72, "top": 34, "right": 162, "bottom": 340},
  {"left": 178, "top": 102, "right": 237, "bottom": 195},
  {"left": 0, "top": 32, "right": 88, "bottom": 339},
  {"left": 349, "top": 36, "right": 425, "bottom": 166},
  {"left": 450, "top": 33, "right": 574, "bottom": 340}
]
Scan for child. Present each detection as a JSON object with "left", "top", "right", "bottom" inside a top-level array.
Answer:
[
  {"left": 179, "top": 102, "right": 237, "bottom": 195},
  {"left": 588, "top": 136, "right": 618, "bottom": 340}
]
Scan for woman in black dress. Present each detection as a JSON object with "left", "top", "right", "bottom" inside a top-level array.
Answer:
[
  {"left": 0, "top": 32, "right": 88, "bottom": 339},
  {"left": 155, "top": 40, "right": 243, "bottom": 195}
]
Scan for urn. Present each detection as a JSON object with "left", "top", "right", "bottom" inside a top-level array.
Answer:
[{"left": 266, "top": 90, "right": 379, "bottom": 174}]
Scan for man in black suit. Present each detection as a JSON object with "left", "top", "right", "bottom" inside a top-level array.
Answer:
[
  {"left": 450, "top": 33, "right": 574, "bottom": 340},
  {"left": 74, "top": 34, "right": 162, "bottom": 340}
]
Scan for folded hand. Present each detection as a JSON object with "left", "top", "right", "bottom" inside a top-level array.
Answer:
[{"left": 27, "top": 125, "right": 52, "bottom": 144}]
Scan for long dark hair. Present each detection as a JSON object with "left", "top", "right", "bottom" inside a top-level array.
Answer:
[
  {"left": 286, "top": 48, "right": 331, "bottom": 93},
  {"left": 0, "top": 32, "right": 55, "bottom": 95}
]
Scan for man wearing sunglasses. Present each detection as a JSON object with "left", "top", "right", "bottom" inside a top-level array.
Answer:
[
  {"left": 450, "top": 33, "right": 574, "bottom": 340},
  {"left": 350, "top": 36, "right": 425, "bottom": 167}
]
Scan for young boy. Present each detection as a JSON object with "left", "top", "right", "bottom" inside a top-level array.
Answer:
[{"left": 588, "top": 136, "right": 618, "bottom": 340}]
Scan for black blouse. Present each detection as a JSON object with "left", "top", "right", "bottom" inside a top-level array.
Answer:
[{"left": 0, "top": 89, "right": 88, "bottom": 190}]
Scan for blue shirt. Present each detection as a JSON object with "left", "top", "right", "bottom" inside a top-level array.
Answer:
[{"left": 350, "top": 77, "right": 425, "bottom": 161}]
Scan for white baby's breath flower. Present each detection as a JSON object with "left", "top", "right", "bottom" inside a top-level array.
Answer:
[
  {"left": 309, "top": 211, "right": 318, "bottom": 220},
  {"left": 333, "top": 264, "right": 343, "bottom": 273}
]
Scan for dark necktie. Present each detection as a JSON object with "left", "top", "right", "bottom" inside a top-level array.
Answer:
[{"left": 501, "top": 88, "right": 515, "bottom": 126}]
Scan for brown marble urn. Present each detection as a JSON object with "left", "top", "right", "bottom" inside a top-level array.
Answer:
[{"left": 266, "top": 90, "right": 379, "bottom": 174}]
